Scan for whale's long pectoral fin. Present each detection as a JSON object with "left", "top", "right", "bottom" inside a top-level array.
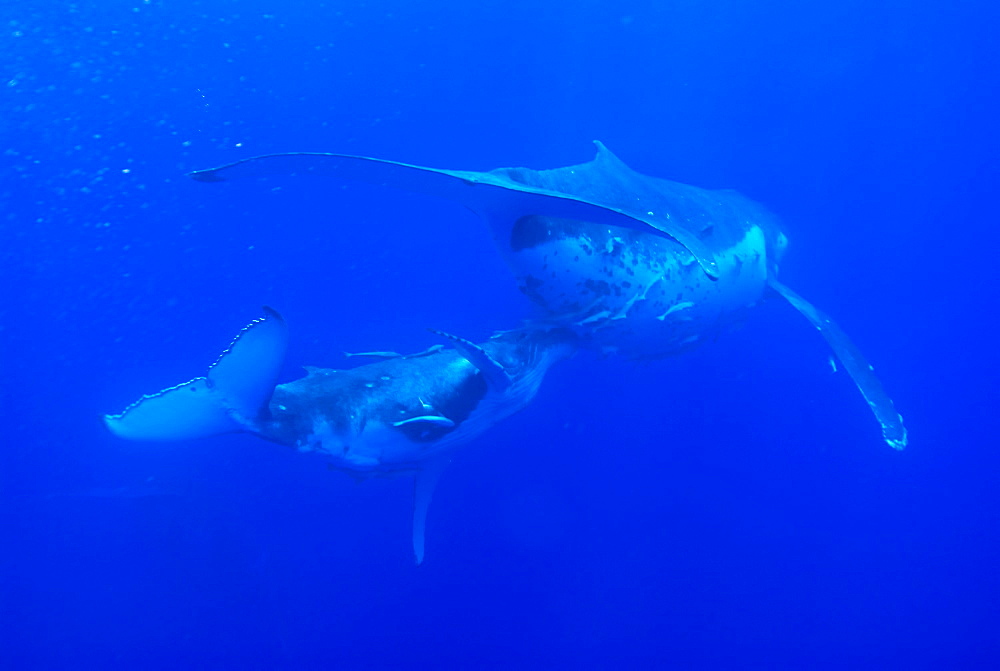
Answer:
[
  {"left": 104, "top": 307, "right": 288, "bottom": 441},
  {"left": 189, "top": 145, "right": 722, "bottom": 279},
  {"left": 768, "top": 279, "right": 907, "bottom": 450},
  {"left": 412, "top": 460, "right": 449, "bottom": 565}
]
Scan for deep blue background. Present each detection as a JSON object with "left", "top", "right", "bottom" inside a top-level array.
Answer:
[{"left": 2, "top": 1, "right": 997, "bottom": 668}]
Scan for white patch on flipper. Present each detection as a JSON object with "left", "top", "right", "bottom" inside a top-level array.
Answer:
[
  {"left": 768, "top": 277, "right": 907, "bottom": 450},
  {"left": 576, "top": 310, "right": 612, "bottom": 326},
  {"left": 393, "top": 415, "right": 455, "bottom": 428},
  {"left": 656, "top": 301, "right": 695, "bottom": 321}
]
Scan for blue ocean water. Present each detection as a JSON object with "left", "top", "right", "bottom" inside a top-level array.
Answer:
[{"left": 2, "top": 0, "right": 997, "bottom": 668}]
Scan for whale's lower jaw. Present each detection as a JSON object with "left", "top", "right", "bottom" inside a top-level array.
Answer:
[{"left": 504, "top": 219, "right": 769, "bottom": 359}]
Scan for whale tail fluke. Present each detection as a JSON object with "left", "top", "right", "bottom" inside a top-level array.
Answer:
[{"left": 104, "top": 308, "right": 289, "bottom": 442}]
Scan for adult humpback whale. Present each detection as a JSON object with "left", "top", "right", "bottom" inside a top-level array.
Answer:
[
  {"left": 104, "top": 308, "right": 576, "bottom": 563},
  {"left": 190, "top": 144, "right": 907, "bottom": 450}
]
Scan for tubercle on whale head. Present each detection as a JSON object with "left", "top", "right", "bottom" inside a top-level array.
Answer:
[{"left": 774, "top": 231, "right": 789, "bottom": 261}]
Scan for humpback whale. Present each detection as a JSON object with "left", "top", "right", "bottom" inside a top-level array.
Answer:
[
  {"left": 190, "top": 144, "right": 907, "bottom": 449},
  {"left": 104, "top": 308, "right": 577, "bottom": 563}
]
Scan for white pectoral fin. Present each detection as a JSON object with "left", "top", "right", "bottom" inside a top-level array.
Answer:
[
  {"left": 104, "top": 308, "right": 288, "bottom": 442},
  {"left": 188, "top": 149, "right": 719, "bottom": 278},
  {"left": 412, "top": 461, "right": 449, "bottom": 565},
  {"left": 769, "top": 278, "right": 907, "bottom": 449}
]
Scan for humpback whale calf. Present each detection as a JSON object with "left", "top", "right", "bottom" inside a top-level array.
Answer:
[
  {"left": 104, "top": 308, "right": 576, "bottom": 563},
  {"left": 190, "top": 143, "right": 907, "bottom": 449}
]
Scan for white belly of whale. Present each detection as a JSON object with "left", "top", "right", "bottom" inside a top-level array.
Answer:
[{"left": 506, "top": 222, "right": 768, "bottom": 358}]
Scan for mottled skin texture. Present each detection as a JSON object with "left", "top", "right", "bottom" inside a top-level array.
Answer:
[
  {"left": 480, "top": 149, "right": 787, "bottom": 359},
  {"left": 258, "top": 328, "right": 576, "bottom": 473},
  {"left": 267, "top": 353, "right": 482, "bottom": 446},
  {"left": 504, "top": 214, "right": 772, "bottom": 358}
]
